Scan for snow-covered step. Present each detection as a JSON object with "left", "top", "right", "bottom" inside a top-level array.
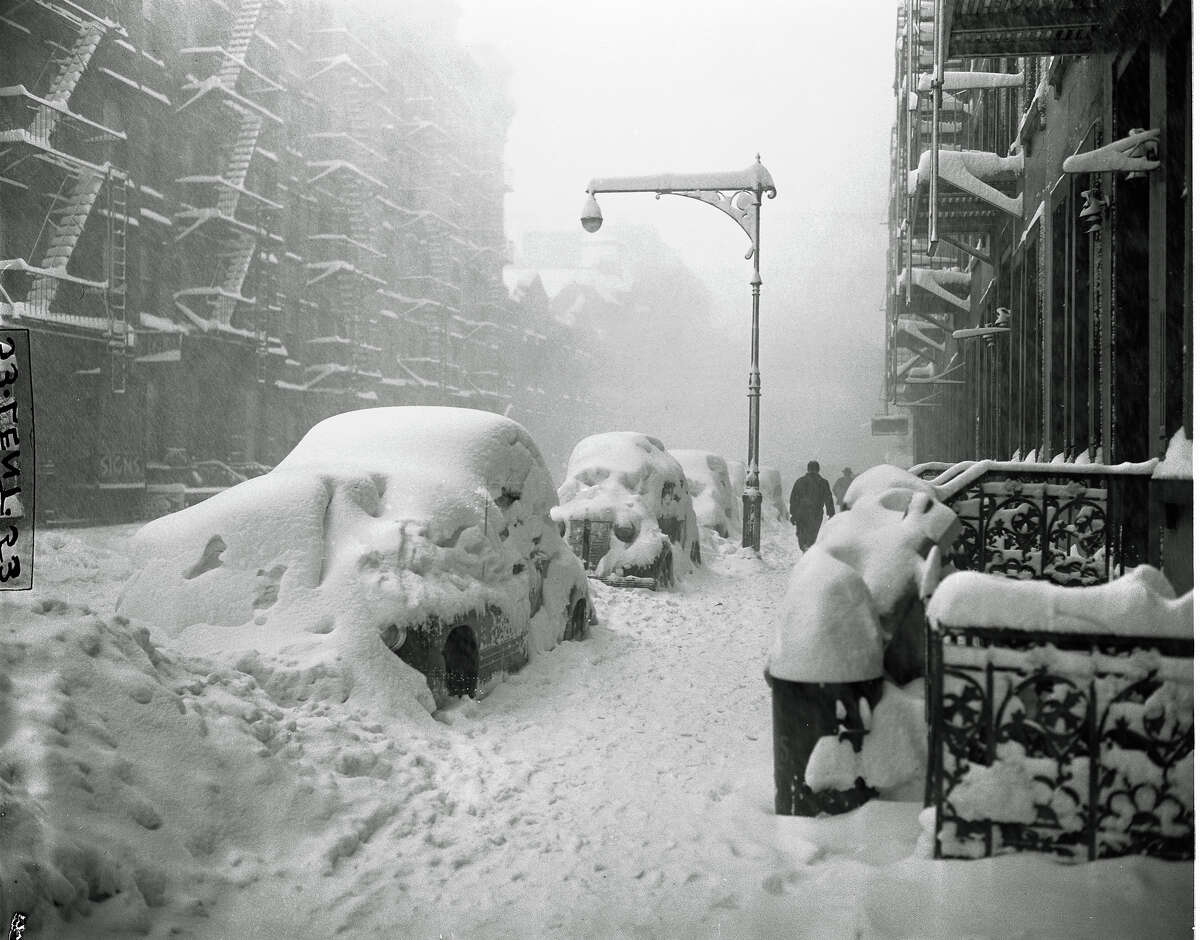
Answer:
[
  {"left": 45, "top": 21, "right": 105, "bottom": 104},
  {"left": 30, "top": 170, "right": 106, "bottom": 310},
  {"left": 210, "top": 236, "right": 257, "bottom": 325},
  {"left": 215, "top": 0, "right": 265, "bottom": 88},
  {"left": 222, "top": 109, "right": 263, "bottom": 189}
]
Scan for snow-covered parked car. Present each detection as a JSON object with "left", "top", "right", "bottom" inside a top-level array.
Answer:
[
  {"left": 725, "top": 459, "right": 787, "bottom": 527},
  {"left": 761, "top": 467, "right": 789, "bottom": 523},
  {"left": 553, "top": 432, "right": 701, "bottom": 589},
  {"left": 669, "top": 449, "right": 738, "bottom": 539},
  {"left": 118, "top": 407, "right": 592, "bottom": 708}
]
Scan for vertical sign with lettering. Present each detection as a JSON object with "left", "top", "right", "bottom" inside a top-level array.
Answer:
[{"left": 0, "top": 329, "right": 33, "bottom": 589}]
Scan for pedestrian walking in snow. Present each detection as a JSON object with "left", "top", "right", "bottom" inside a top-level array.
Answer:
[
  {"left": 832, "top": 467, "right": 855, "bottom": 510},
  {"left": 788, "top": 461, "right": 835, "bottom": 551}
]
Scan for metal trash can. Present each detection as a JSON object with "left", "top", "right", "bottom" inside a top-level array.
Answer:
[{"left": 766, "top": 671, "right": 884, "bottom": 816}]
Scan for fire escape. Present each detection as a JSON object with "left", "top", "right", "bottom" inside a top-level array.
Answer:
[
  {"left": 174, "top": 0, "right": 285, "bottom": 365},
  {"left": 886, "top": 0, "right": 1026, "bottom": 434},
  {"left": 300, "top": 29, "right": 389, "bottom": 400},
  {"left": 0, "top": 2, "right": 131, "bottom": 389},
  {"left": 388, "top": 84, "right": 471, "bottom": 402}
]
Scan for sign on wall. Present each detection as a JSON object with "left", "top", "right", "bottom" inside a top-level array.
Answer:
[
  {"left": 871, "top": 414, "right": 910, "bottom": 436},
  {"left": 0, "top": 329, "right": 34, "bottom": 589}
]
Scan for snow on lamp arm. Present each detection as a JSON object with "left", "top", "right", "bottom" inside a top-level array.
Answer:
[{"left": 579, "top": 157, "right": 777, "bottom": 551}]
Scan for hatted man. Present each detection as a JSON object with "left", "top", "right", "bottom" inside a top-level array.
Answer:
[{"left": 788, "top": 461, "right": 835, "bottom": 551}]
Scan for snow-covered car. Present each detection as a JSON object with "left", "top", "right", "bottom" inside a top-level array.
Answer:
[
  {"left": 118, "top": 407, "right": 592, "bottom": 708},
  {"left": 669, "top": 449, "right": 738, "bottom": 539},
  {"left": 760, "top": 467, "right": 789, "bottom": 523},
  {"left": 725, "top": 459, "right": 788, "bottom": 527},
  {"left": 553, "top": 432, "right": 701, "bottom": 589}
]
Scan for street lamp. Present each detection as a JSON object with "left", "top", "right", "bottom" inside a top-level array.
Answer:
[{"left": 579, "top": 156, "right": 777, "bottom": 551}]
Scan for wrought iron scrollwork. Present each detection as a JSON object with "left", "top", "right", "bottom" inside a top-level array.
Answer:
[
  {"left": 940, "top": 468, "right": 1131, "bottom": 585},
  {"left": 658, "top": 188, "right": 765, "bottom": 261},
  {"left": 930, "top": 626, "right": 1194, "bottom": 862}
]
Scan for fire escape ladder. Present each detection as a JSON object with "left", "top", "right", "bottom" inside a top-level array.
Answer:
[
  {"left": 337, "top": 252, "right": 363, "bottom": 381},
  {"left": 211, "top": 234, "right": 256, "bottom": 327},
  {"left": 29, "top": 166, "right": 105, "bottom": 311},
  {"left": 217, "top": 107, "right": 263, "bottom": 217},
  {"left": 106, "top": 168, "right": 128, "bottom": 392},
  {"left": 255, "top": 247, "right": 274, "bottom": 384},
  {"left": 216, "top": 0, "right": 265, "bottom": 90},
  {"left": 342, "top": 81, "right": 371, "bottom": 386}
]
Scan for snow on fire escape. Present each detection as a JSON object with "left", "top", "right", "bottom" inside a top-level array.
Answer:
[
  {"left": 173, "top": 0, "right": 283, "bottom": 336},
  {"left": 300, "top": 29, "right": 390, "bottom": 396},
  {"left": 0, "top": 3, "right": 128, "bottom": 330}
]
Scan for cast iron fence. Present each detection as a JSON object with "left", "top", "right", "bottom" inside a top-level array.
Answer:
[
  {"left": 914, "top": 462, "right": 1157, "bottom": 585},
  {"left": 927, "top": 623, "right": 1193, "bottom": 861}
]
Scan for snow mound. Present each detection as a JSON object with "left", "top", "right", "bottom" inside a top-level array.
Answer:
[
  {"left": 1154, "top": 427, "right": 1193, "bottom": 479},
  {"left": 928, "top": 564, "right": 1193, "bottom": 637},
  {"left": 770, "top": 550, "right": 883, "bottom": 682},
  {"left": 118, "top": 407, "right": 589, "bottom": 714},
  {"left": 553, "top": 431, "right": 701, "bottom": 585},
  {"left": 0, "top": 595, "right": 355, "bottom": 929},
  {"left": 770, "top": 481, "right": 959, "bottom": 684},
  {"left": 842, "top": 463, "right": 935, "bottom": 509},
  {"left": 669, "top": 448, "right": 738, "bottom": 538},
  {"left": 804, "top": 682, "right": 925, "bottom": 793}
]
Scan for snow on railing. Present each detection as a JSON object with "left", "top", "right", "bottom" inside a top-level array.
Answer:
[
  {"left": 910, "top": 458, "right": 1162, "bottom": 587},
  {"left": 925, "top": 566, "right": 1193, "bottom": 862}
]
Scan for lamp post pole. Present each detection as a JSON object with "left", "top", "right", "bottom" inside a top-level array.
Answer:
[{"left": 580, "top": 156, "right": 777, "bottom": 551}]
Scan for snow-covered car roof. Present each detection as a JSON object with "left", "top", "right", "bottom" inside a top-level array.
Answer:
[{"left": 554, "top": 432, "right": 691, "bottom": 524}]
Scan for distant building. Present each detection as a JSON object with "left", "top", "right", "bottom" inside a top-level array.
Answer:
[{"left": 0, "top": 0, "right": 580, "bottom": 522}]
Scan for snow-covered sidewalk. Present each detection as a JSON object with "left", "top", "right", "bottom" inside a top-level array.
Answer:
[{"left": 1, "top": 526, "right": 1191, "bottom": 937}]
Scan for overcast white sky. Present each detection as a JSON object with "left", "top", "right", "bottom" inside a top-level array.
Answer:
[{"left": 456, "top": 0, "right": 907, "bottom": 478}]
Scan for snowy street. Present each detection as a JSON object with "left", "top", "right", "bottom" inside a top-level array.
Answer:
[{"left": 3, "top": 524, "right": 1190, "bottom": 938}]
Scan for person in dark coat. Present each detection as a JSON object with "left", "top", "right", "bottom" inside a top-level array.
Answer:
[
  {"left": 832, "top": 467, "right": 855, "bottom": 510},
  {"left": 788, "top": 461, "right": 835, "bottom": 551}
]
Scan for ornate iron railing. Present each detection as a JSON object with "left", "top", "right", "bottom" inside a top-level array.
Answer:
[
  {"left": 927, "top": 623, "right": 1194, "bottom": 862},
  {"left": 916, "top": 462, "right": 1157, "bottom": 586}
]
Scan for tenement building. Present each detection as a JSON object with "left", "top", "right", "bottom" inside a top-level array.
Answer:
[
  {"left": 884, "top": 0, "right": 1191, "bottom": 584},
  {"left": 0, "top": 0, "right": 571, "bottom": 521},
  {"left": 887, "top": 0, "right": 1190, "bottom": 465}
]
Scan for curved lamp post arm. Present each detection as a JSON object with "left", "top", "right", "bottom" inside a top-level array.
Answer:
[
  {"left": 659, "top": 189, "right": 769, "bottom": 262},
  {"left": 585, "top": 159, "right": 777, "bottom": 261},
  {"left": 579, "top": 157, "right": 776, "bottom": 551}
]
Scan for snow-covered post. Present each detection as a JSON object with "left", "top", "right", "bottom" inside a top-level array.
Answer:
[
  {"left": 578, "top": 158, "right": 777, "bottom": 551},
  {"left": 766, "top": 551, "right": 886, "bottom": 815}
]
